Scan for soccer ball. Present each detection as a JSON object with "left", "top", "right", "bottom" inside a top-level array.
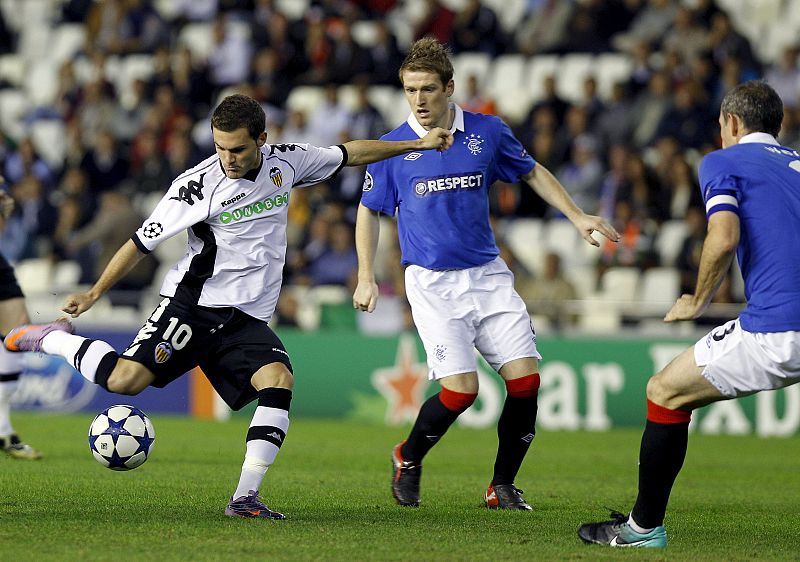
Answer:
[{"left": 88, "top": 405, "right": 156, "bottom": 470}]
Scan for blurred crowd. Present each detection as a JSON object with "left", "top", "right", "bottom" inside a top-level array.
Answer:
[{"left": 1, "top": 0, "right": 798, "bottom": 330}]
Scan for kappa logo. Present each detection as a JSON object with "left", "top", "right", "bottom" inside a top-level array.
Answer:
[
  {"left": 170, "top": 173, "right": 205, "bottom": 205},
  {"left": 463, "top": 133, "right": 484, "bottom": 155},
  {"left": 404, "top": 152, "right": 423, "bottom": 161},
  {"left": 362, "top": 171, "right": 374, "bottom": 192},
  {"left": 154, "top": 341, "right": 173, "bottom": 364},
  {"left": 267, "top": 431, "right": 283, "bottom": 442},
  {"left": 269, "top": 166, "right": 283, "bottom": 187}
]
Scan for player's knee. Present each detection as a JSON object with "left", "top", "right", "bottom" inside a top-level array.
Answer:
[
  {"left": 251, "top": 362, "right": 293, "bottom": 391},
  {"left": 439, "top": 386, "right": 477, "bottom": 413},
  {"left": 646, "top": 374, "right": 691, "bottom": 411},
  {"left": 106, "top": 369, "right": 149, "bottom": 395}
]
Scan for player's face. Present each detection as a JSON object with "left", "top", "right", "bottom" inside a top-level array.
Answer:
[
  {"left": 213, "top": 127, "right": 267, "bottom": 179},
  {"left": 401, "top": 70, "right": 454, "bottom": 130}
]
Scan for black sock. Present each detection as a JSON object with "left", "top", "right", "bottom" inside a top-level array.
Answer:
[
  {"left": 493, "top": 394, "right": 538, "bottom": 485},
  {"left": 402, "top": 393, "right": 460, "bottom": 463},
  {"left": 631, "top": 419, "right": 689, "bottom": 528}
]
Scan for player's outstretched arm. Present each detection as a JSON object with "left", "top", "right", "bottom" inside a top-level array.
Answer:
[
  {"left": 522, "top": 164, "right": 619, "bottom": 246},
  {"left": 353, "top": 203, "right": 381, "bottom": 313},
  {"left": 665, "top": 211, "right": 739, "bottom": 322},
  {"left": 343, "top": 127, "right": 453, "bottom": 167},
  {"left": 62, "top": 239, "right": 146, "bottom": 318}
]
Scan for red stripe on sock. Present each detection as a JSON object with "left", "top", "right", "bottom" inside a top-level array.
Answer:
[
  {"left": 505, "top": 374, "right": 540, "bottom": 398},
  {"left": 439, "top": 387, "right": 477, "bottom": 412},
  {"left": 647, "top": 399, "right": 691, "bottom": 424}
]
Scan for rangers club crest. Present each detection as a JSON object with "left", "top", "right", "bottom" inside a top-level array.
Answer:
[
  {"left": 269, "top": 166, "right": 283, "bottom": 187},
  {"left": 463, "top": 133, "right": 484, "bottom": 155}
]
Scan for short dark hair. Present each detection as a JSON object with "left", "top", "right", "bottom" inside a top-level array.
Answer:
[
  {"left": 399, "top": 37, "right": 453, "bottom": 87},
  {"left": 720, "top": 80, "right": 783, "bottom": 137},
  {"left": 211, "top": 94, "right": 265, "bottom": 140}
]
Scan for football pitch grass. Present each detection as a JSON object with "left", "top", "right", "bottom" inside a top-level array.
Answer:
[{"left": 1, "top": 413, "right": 798, "bottom": 561}]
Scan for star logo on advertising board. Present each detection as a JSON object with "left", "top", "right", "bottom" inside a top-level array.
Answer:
[{"left": 371, "top": 333, "right": 429, "bottom": 425}]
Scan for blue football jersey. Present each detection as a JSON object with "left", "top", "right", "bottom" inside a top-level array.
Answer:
[
  {"left": 700, "top": 133, "right": 800, "bottom": 332},
  {"left": 361, "top": 104, "right": 535, "bottom": 269}
]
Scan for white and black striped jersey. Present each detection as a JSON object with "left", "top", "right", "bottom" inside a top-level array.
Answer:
[{"left": 132, "top": 143, "right": 347, "bottom": 321}]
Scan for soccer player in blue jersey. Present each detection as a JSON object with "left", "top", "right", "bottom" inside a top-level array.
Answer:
[
  {"left": 579, "top": 80, "right": 800, "bottom": 547},
  {"left": 353, "top": 38, "right": 619, "bottom": 510}
]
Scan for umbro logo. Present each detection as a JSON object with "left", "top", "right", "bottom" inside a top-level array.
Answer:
[
  {"left": 404, "top": 152, "right": 423, "bottom": 161},
  {"left": 425, "top": 435, "right": 440, "bottom": 442},
  {"left": 521, "top": 433, "right": 535, "bottom": 443}
]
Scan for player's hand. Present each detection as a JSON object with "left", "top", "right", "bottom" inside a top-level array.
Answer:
[
  {"left": 419, "top": 127, "right": 453, "bottom": 152},
  {"left": 353, "top": 279, "right": 379, "bottom": 313},
  {"left": 572, "top": 213, "right": 620, "bottom": 247},
  {"left": 62, "top": 292, "right": 99, "bottom": 318},
  {"left": 664, "top": 294, "right": 707, "bottom": 322}
]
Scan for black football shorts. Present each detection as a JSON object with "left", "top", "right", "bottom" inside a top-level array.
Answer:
[
  {"left": 121, "top": 294, "right": 293, "bottom": 410},
  {"left": 0, "top": 254, "right": 24, "bottom": 301}
]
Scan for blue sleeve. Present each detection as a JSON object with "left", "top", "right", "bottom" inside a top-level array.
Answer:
[
  {"left": 360, "top": 158, "right": 397, "bottom": 216},
  {"left": 491, "top": 118, "right": 536, "bottom": 183},
  {"left": 699, "top": 151, "right": 740, "bottom": 218}
]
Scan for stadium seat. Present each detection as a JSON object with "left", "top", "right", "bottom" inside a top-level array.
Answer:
[
  {"left": 285, "top": 86, "right": 325, "bottom": 115},
  {"left": 24, "top": 59, "right": 59, "bottom": 106},
  {"left": 578, "top": 299, "right": 621, "bottom": 332},
  {"left": 655, "top": 220, "right": 688, "bottom": 267},
  {"left": 598, "top": 266, "right": 640, "bottom": 303},
  {"left": 451, "top": 52, "right": 492, "bottom": 89},
  {"left": 351, "top": 20, "right": 379, "bottom": 48},
  {"left": 0, "top": 88, "right": 30, "bottom": 140},
  {"left": 52, "top": 260, "right": 82, "bottom": 292},
  {"left": 554, "top": 54, "right": 594, "bottom": 103},
  {"left": 485, "top": 54, "right": 527, "bottom": 100},
  {"left": 494, "top": 88, "right": 534, "bottom": 125},
  {"left": 637, "top": 267, "right": 680, "bottom": 308},
  {"left": 275, "top": 0, "right": 310, "bottom": 20},
  {"left": 524, "top": 55, "right": 560, "bottom": 103},
  {"left": 481, "top": 0, "right": 527, "bottom": 34},
  {"left": 50, "top": 23, "right": 86, "bottom": 65},
  {"left": 30, "top": 120, "right": 66, "bottom": 168},
  {"left": 503, "top": 218, "right": 545, "bottom": 275},
  {"left": 0, "top": 54, "right": 25, "bottom": 87},
  {"left": 543, "top": 219, "right": 582, "bottom": 266},
  {"left": 594, "top": 53, "right": 633, "bottom": 100},
  {"left": 564, "top": 265, "right": 598, "bottom": 300},
  {"left": 116, "top": 55, "right": 156, "bottom": 101},
  {"left": 177, "top": 23, "right": 214, "bottom": 60},
  {"left": 14, "top": 258, "right": 52, "bottom": 294},
  {"left": 368, "top": 85, "right": 406, "bottom": 128}
]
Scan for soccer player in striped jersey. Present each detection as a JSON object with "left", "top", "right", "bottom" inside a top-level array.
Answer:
[
  {"left": 4, "top": 94, "right": 452, "bottom": 519},
  {"left": 353, "top": 38, "right": 618, "bottom": 510},
  {"left": 579, "top": 81, "right": 800, "bottom": 547}
]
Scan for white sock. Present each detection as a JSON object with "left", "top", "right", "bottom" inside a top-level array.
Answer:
[
  {"left": 627, "top": 514, "right": 654, "bottom": 534},
  {"left": 42, "top": 332, "right": 116, "bottom": 384},
  {"left": 233, "top": 405, "right": 290, "bottom": 499},
  {"left": 0, "top": 381, "right": 16, "bottom": 435},
  {"left": 0, "top": 342, "right": 23, "bottom": 436}
]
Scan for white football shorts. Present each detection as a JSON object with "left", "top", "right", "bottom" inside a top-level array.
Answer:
[
  {"left": 404, "top": 257, "right": 540, "bottom": 380},
  {"left": 694, "top": 318, "right": 800, "bottom": 397}
]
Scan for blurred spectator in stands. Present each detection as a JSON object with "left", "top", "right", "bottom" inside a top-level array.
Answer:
[
  {"left": 460, "top": 74, "right": 497, "bottom": 115},
  {"left": 598, "top": 199, "right": 658, "bottom": 277},
  {"left": 627, "top": 40, "right": 655, "bottom": 96},
  {"left": 306, "top": 84, "right": 351, "bottom": 148},
  {"left": 708, "top": 11, "right": 760, "bottom": 77},
  {"left": 66, "top": 189, "right": 157, "bottom": 306},
  {"left": 115, "top": 0, "right": 168, "bottom": 55},
  {"left": 207, "top": 13, "right": 253, "bottom": 90},
  {"left": 55, "top": 61, "right": 82, "bottom": 122},
  {"left": 349, "top": 82, "right": 388, "bottom": 140},
  {"left": 629, "top": 71, "right": 673, "bottom": 148},
  {"left": 596, "top": 81, "right": 633, "bottom": 150},
  {"left": 525, "top": 251, "right": 578, "bottom": 329},
  {"left": 579, "top": 75, "right": 605, "bottom": 125},
  {"left": 308, "top": 220, "right": 358, "bottom": 288},
  {"left": 674, "top": 205, "right": 707, "bottom": 294},
  {"left": 662, "top": 5, "right": 709, "bottom": 66},
  {"left": 80, "top": 129, "right": 129, "bottom": 196},
  {"left": 251, "top": 48, "right": 292, "bottom": 109},
  {"left": 2, "top": 138, "right": 55, "bottom": 189},
  {"left": 778, "top": 106, "right": 800, "bottom": 150},
  {"left": 560, "top": 0, "right": 607, "bottom": 53},
  {"left": 598, "top": 143, "right": 630, "bottom": 220},
  {"left": 280, "top": 109, "right": 312, "bottom": 143},
  {"left": 451, "top": 0, "right": 505, "bottom": 55},
  {"left": 621, "top": 152, "right": 666, "bottom": 223},
  {"left": 612, "top": 0, "right": 677, "bottom": 53},
  {"left": 52, "top": 167, "right": 95, "bottom": 260},
  {"left": 0, "top": 7, "right": 14, "bottom": 54},
  {"left": 274, "top": 290, "right": 301, "bottom": 328},
  {"left": 666, "top": 155, "right": 703, "bottom": 222},
  {"left": 367, "top": 21, "right": 403, "bottom": 85},
  {"left": 171, "top": 46, "right": 213, "bottom": 120},
  {"left": 516, "top": 105, "right": 558, "bottom": 160},
  {"left": 326, "top": 21, "right": 371, "bottom": 84},
  {"left": 765, "top": 45, "right": 800, "bottom": 110},
  {"left": 553, "top": 105, "right": 593, "bottom": 170},
  {"left": 414, "top": 0, "right": 455, "bottom": 44},
  {"left": 515, "top": 0, "right": 574, "bottom": 56},
  {"left": 0, "top": 176, "right": 57, "bottom": 262},
  {"left": 296, "top": 14, "right": 332, "bottom": 85},
  {"left": 654, "top": 84, "right": 711, "bottom": 149},
  {"left": 555, "top": 134, "right": 604, "bottom": 216},
  {"left": 86, "top": 0, "right": 125, "bottom": 53},
  {"left": 61, "top": 0, "right": 93, "bottom": 22},
  {"left": 165, "top": 131, "right": 200, "bottom": 179},
  {"left": 75, "top": 79, "right": 118, "bottom": 149},
  {"left": 129, "top": 129, "right": 171, "bottom": 194},
  {"left": 113, "top": 78, "right": 150, "bottom": 143},
  {"left": 530, "top": 74, "right": 569, "bottom": 124},
  {"left": 170, "top": 0, "right": 218, "bottom": 24}
]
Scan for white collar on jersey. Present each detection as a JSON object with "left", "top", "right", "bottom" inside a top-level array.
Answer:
[
  {"left": 406, "top": 102, "right": 465, "bottom": 139},
  {"left": 739, "top": 132, "right": 779, "bottom": 145}
]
